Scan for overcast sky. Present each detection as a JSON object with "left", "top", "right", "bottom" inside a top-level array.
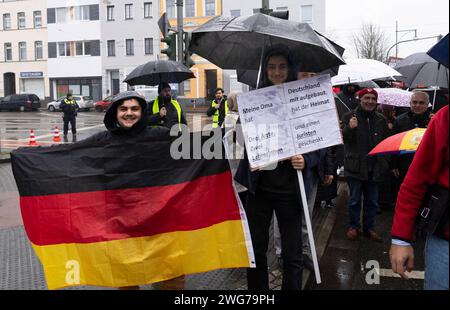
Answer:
[{"left": 325, "top": 0, "right": 449, "bottom": 60}]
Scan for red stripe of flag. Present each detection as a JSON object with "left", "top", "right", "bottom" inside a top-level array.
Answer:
[{"left": 20, "top": 172, "right": 240, "bottom": 246}]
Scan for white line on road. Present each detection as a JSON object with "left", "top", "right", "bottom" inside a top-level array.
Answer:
[
  {"left": 377, "top": 268, "right": 424, "bottom": 280},
  {"left": 18, "top": 124, "right": 104, "bottom": 141}
]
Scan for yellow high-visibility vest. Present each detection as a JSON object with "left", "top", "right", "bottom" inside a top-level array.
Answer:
[
  {"left": 152, "top": 97, "right": 182, "bottom": 131},
  {"left": 211, "top": 99, "right": 228, "bottom": 128}
]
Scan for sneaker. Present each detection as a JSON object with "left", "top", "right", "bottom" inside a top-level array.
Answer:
[
  {"left": 346, "top": 228, "right": 358, "bottom": 240},
  {"left": 364, "top": 230, "right": 383, "bottom": 243}
]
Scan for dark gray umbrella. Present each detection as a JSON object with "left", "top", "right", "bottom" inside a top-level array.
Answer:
[
  {"left": 236, "top": 31, "right": 345, "bottom": 88},
  {"left": 394, "top": 53, "right": 449, "bottom": 89},
  {"left": 123, "top": 60, "right": 195, "bottom": 86},
  {"left": 190, "top": 14, "right": 345, "bottom": 72}
]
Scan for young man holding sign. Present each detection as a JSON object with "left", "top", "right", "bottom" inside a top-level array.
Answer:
[{"left": 236, "top": 46, "right": 321, "bottom": 290}]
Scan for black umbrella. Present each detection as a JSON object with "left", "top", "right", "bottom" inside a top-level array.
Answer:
[
  {"left": 123, "top": 60, "right": 195, "bottom": 86},
  {"left": 236, "top": 31, "right": 345, "bottom": 88},
  {"left": 190, "top": 14, "right": 345, "bottom": 72},
  {"left": 394, "top": 53, "right": 449, "bottom": 89}
]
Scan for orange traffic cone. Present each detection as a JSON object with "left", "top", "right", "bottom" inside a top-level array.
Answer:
[
  {"left": 53, "top": 126, "right": 61, "bottom": 142},
  {"left": 28, "top": 129, "right": 39, "bottom": 146}
]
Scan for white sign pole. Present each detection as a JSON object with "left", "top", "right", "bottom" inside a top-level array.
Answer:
[{"left": 297, "top": 170, "right": 322, "bottom": 284}]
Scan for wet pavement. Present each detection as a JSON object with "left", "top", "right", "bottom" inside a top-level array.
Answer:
[{"left": 306, "top": 182, "right": 425, "bottom": 290}]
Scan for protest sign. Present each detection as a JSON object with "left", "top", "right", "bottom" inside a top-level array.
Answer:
[{"left": 237, "top": 74, "right": 342, "bottom": 169}]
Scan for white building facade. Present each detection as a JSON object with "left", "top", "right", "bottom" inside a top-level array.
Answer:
[
  {"left": 221, "top": 0, "right": 326, "bottom": 94},
  {"left": 100, "top": 0, "right": 160, "bottom": 98},
  {"left": 47, "top": 0, "right": 102, "bottom": 100},
  {"left": 0, "top": 0, "right": 49, "bottom": 100}
]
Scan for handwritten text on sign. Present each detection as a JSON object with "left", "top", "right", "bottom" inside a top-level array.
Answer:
[{"left": 237, "top": 74, "right": 342, "bottom": 169}]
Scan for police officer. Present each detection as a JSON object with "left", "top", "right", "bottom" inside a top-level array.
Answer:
[
  {"left": 206, "top": 88, "right": 228, "bottom": 128},
  {"left": 148, "top": 82, "right": 187, "bottom": 132},
  {"left": 60, "top": 93, "right": 79, "bottom": 140}
]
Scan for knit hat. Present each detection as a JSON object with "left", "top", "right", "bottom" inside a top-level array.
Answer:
[
  {"left": 158, "top": 82, "right": 171, "bottom": 94},
  {"left": 357, "top": 88, "right": 378, "bottom": 100}
]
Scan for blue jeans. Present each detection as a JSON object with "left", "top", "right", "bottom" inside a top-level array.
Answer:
[
  {"left": 346, "top": 177, "right": 379, "bottom": 231},
  {"left": 424, "top": 234, "right": 449, "bottom": 290}
]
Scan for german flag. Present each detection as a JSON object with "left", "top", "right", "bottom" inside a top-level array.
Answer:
[{"left": 11, "top": 132, "right": 254, "bottom": 289}]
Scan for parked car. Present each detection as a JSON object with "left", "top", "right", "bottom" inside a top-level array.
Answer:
[
  {"left": 0, "top": 93, "right": 41, "bottom": 111},
  {"left": 94, "top": 95, "right": 114, "bottom": 112},
  {"left": 47, "top": 95, "right": 94, "bottom": 112}
]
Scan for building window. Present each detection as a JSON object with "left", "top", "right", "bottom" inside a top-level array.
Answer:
[
  {"left": 58, "top": 42, "right": 71, "bottom": 57},
  {"left": 144, "top": 2, "right": 153, "bottom": 18},
  {"left": 125, "top": 4, "right": 133, "bottom": 20},
  {"left": 18, "top": 12, "right": 26, "bottom": 29},
  {"left": 230, "top": 9, "right": 240, "bottom": 17},
  {"left": 19, "top": 42, "right": 27, "bottom": 60},
  {"left": 166, "top": 0, "right": 175, "bottom": 19},
  {"left": 144, "top": 38, "right": 153, "bottom": 55},
  {"left": 35, "top": 41, "right": 43, "bottom": 60},
  {"left": 126, "top": 39, "right": 134, "bottom": 55},
  {"left": 75, "top": 41, "right": 91, "bottom": 56},
  {"left": 56, "top": 8, "right": 67, "bottom": 23},
  {"left": 301, "top": 5, "right": 313, "bottom": 23},
  {"left": 33, "top": 11, "right": 42, "bottom": 28},
  {"left": 84, "top": 41, "right": 91, "bottom": 55},
  {"left": 75, "top": 6, "right": 90, "bottom": 21},
  {"left": 4, "top": 43, "right": 12, "bottom": 61},
  {"left": 107, "top": 40, "right": 115, "bottom": 56},
  {"left": 107, "top": 6, "right": 114, "bottom": 20},
  {"left": 185, "top": 0, "right": 195, "bottom": 17},
  {"left": 205, "top": 0, "right": 215, "bottom": 16},
  {"left": 184, "top": 80, "right": 191, "bottom": 92},
  {"left": 3, "top": 13, "right": 11, "bottom": 30}
]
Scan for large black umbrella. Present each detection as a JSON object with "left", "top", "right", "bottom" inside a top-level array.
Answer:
[
  {"left": 427, "top": 33, "right": 449, "bottom": 68},
  {"left": 394, "top": 53, "right": 449, "bottom": 89},
  {"left": 123, "top": 60, "right": 195, "bottom": 86},
  {"left": 236, "top": 31, "right": 345, "bottom": 88},
  {"left": 190, "top": 14, "right": 345, "bottom": 72}
]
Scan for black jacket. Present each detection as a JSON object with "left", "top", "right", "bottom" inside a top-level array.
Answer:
[
  {"left": 148, "top": 97, "right": 187, "bottom": 130},
  {"left": 390, "top": 110, "right": 431, "bottom": 176},
  {"left": 341, "top": 106, "right": 390, "bottom": 182},
  {"left": 60, "top": 98, "right": 79, "bottom": 117}
]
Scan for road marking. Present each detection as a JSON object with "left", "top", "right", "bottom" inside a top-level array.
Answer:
[
  {"left": 377, "top": 268, "right": 424, "bottom": 280},
  {"left": 16, "top": 124, "right": 104, "bottom": 141}
]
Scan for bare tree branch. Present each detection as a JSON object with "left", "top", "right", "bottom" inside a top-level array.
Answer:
[{"left": 352, "top": 23, "right": 390, "bottom": 61}]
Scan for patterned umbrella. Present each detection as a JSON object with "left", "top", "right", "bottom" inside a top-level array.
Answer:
[{"left": 368, "top": 127, "right": 426, "bottom": 156}]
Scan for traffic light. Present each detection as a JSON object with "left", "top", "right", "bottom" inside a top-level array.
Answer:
[
  {"left": 183, "top": 32, "right": 195, "bottom": 68},
  {"left": 161, "top": 33, "right": 177, "bottom": 61}
]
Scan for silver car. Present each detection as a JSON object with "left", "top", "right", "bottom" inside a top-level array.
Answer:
[{"left": 47, "top": 95, "right": 94, "bottom": 112}]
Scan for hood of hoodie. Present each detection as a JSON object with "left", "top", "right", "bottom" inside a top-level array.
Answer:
[{"left": 104, "top": 91, "right": 149, "bottom": 136}]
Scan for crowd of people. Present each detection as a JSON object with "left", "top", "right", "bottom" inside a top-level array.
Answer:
[{"left": 61, "top": 42, "right": 448, "bottom": 291}]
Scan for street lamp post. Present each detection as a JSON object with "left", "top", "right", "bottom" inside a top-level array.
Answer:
[
  {"left": 395, "top": 21, "right": 418, "bottom": 59},
  {"left": 386, "top": 35, "right": 444, "bottom": 64}
]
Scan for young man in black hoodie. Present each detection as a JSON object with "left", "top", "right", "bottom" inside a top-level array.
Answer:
[{"left": 82, "top": 91, "right": 184, "bottom": 290}]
